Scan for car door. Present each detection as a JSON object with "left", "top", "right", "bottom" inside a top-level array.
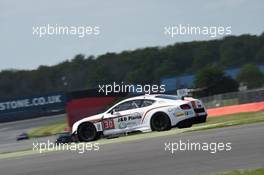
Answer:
[{"left": 102, "top": 100, "right": 144, "bottom": 135}]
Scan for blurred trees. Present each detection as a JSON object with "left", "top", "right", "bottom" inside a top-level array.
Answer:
[
  {"left": 0, "top": 33, "right": 264, "bottom": 98},
  {"left": 237, "top": 64, "right": 264, "bottom": 89},
  {"left": 194, "top": 67, "right": 239, "bottom": 97}
]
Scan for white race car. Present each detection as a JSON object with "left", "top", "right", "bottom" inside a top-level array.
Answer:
[{"left": 71, "top": 94, "right": 207, "bottom": 142}]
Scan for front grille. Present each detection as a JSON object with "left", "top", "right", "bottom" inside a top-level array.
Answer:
[{"left": 194, "top": 108, "right": 205, "bottom": 113}]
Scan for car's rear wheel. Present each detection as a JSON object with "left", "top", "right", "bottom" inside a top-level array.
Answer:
[
  {"left": 176, "top": 119, "right": 193, "bottom": 128},
  {"left": 151, "top": 113, "right": 171, "bottom": 131},
  {"left": 77, "top": 122, "right": 98, "bottom": 142},
  {"left": 197, "top": 115, "right": 207, "bottom": 123}
]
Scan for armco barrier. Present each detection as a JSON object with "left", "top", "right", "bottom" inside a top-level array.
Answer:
[{"left": 207, "top": 101, "right": 264, "bottom": 117}]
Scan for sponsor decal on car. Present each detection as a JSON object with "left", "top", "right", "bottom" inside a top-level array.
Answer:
[
  {"left": 95, "top": 123, "right": 103, "bottom": 131},
  {"left": 168, "top": 107, "right": 185, "bottom": 117},
  {"left": 118, "top": 122, "right": 127, "bottom": 129},
  {"left": 175, "top": 111, "right": 185, "bottom": 117},
  {"left": 118, "top": 115, "right": 141, "bottom": 122},
  {"left": 103, "top": 118, "right": 115, "bottom": 130},
  {"left": 118, "top": 121, "right": 137, "bottom": 129},
  {"left": 184, "top": 110, "right": 194, "bottom": 116},
  {"left": 118, "top": 112, "right": 141, "bottom": 122},
  {"left": 117, "top": 113, "right": 141, "bottom": 129}
]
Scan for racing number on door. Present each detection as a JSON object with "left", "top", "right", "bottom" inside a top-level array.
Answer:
[{"left": 103, "top": 119, "right": 115, "bottom": 129}]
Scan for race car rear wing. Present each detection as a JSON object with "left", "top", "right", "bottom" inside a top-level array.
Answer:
[
  {"left": 177, "top": 89, "right": 190, "bottom": 100},
  {"left": 177, "top": 88, "right": 205, "bottom": 100}
]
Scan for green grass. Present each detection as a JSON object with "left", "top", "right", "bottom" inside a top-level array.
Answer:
[
  {"left": 209, "top": 168, "right": 264, "bottom": 175},
  {"left": 28, "top": 122, "right": 67, "bottom": 138},
  {"left": 189, "top": 111, "right": 264, "bottom": 132},
  {"left": 27, "top": 111, "right": 264, "bottom": 138}
]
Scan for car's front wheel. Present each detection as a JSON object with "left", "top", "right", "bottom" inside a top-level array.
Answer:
[
  {"left": 151, "top": 113, "right": 171, "bottom": 131},
  {"left": 77, "top": 122, "right": 99, "bottom": 142}
]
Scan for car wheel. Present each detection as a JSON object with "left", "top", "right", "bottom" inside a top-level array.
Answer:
[
  {"left": 77, "top": 122, "right": 98, "bottom": 142},
  {"left": 151, "top": 113, "right": 171, "bottom": 131},
  {"left": 199, "top": 115, "right": 207, "bottom": 123},
  {"left": 177, "top": 119, "right": 193, "bottom": 128}
]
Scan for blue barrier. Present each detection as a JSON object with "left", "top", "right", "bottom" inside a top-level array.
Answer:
[
  {"left": 161, "top": 64, "right": 264, "bottom": 92},
  {"left": 0, "top": 92, "right": 66, "bottom": 122}
]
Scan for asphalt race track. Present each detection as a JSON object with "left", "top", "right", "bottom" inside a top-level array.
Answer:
[
  {"left": 0, "top": 114, "right": 65, "bottom": 152},
  {"left": 0, "top": 123, "right": 264, "bottom": 175}
]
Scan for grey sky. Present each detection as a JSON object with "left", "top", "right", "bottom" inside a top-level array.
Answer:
[{"left": 0, "top": 0, "right": 263, "bottom": 70}]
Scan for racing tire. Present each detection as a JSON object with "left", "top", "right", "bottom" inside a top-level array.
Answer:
[
  {"left": 197, "top": 115, "right": 207, "bottom": 123},
  {"left": 151, "top": 113, "right": 171, "bottom": 131},
  {"left": 177, "top": 119, "right": 193, "bottom": 128},
  {"left": 77, "top": 122, "right": 99, "bottom": 142}
]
